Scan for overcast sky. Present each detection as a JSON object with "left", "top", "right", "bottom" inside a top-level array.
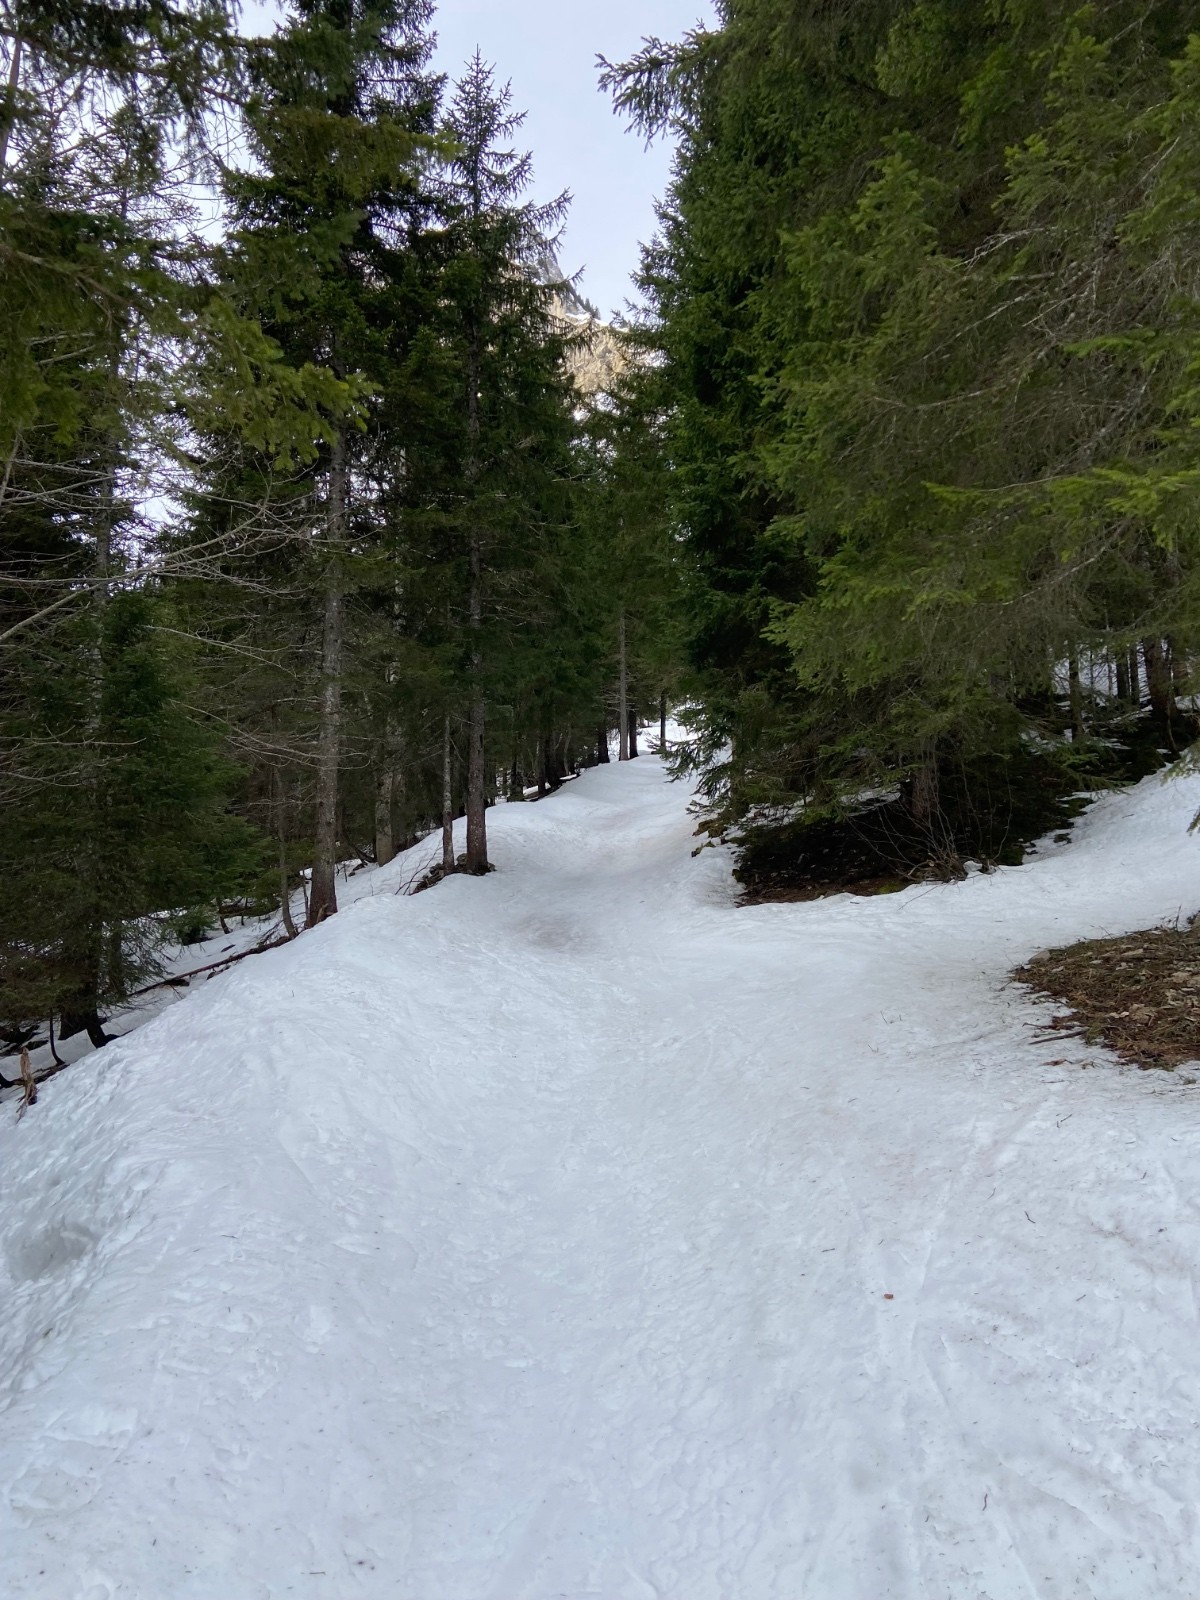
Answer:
[{"left": 431, "top": 2, "right": 714, "bottom": 318}]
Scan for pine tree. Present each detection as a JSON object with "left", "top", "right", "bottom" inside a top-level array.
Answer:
[
  {"left": 0, "top": 4, "right": 266, "bottom": 1043},
  {"left": 205, "top": 0, "right": 438, "bottom": 923},
  {"left": 580, "top": 365, "right": 683, "bottom": 765},
  {"left": 432, "top": 54, "right": 575, "bottom": 871}
]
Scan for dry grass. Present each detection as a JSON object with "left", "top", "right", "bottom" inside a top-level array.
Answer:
[{"left": 1014, "top": 919, "right": 1200, "bottom": 1071}]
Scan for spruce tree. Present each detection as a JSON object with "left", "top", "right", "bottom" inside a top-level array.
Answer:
[
  {"left": 433, "top": 54, "right": 575, "bottom": 871},
  {"left": 607, "top": 1, "right": 1200, "bottom": 869},
  {"left": 0, "top": 5, "right": 272, "bottom": 1043},
  {"left": 205, "top": 0, "right": 438, "bottom": 923}
]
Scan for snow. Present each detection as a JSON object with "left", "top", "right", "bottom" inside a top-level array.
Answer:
[{"left": 4, "top": 751, "right": 1200, "bottom": 1599}]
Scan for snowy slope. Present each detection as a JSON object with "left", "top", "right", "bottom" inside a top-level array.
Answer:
[{"left": 4, "top": 756, "right": 1200, "bottom": 1600}]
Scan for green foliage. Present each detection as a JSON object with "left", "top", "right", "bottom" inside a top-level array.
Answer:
[
  {"left": 0, "top": 590, "right": 265, "bottom": 1025},
  {"left": 0, "top": 0, "right": 674, "bottom": 1046},
  {"left": 609, "top": 0, "right": 1200, "bottom": 861}
]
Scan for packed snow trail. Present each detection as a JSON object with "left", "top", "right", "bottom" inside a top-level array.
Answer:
[{"left": 4, "top": 757, "right": 1200, "bottom": 1599}]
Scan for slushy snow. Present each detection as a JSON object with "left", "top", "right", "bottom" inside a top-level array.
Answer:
[{"left": 4, "top": 751, "right": 1200, "bottom": 1599}]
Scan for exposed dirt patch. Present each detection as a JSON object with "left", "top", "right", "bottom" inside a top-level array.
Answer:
[
  {"left": 1014, "top": 921, "right": 1200, "bottom": 1071},
  {"left": 739, "top": 871, "right": 910, "bottom": 906}
]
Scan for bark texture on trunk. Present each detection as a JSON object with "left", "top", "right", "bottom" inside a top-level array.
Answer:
[
  {"left": 308, "top": 427, "right": 348, "bottom": 927},
  {"left": 59, "top": 1006, "right": 111, "bottom": 1050},
  {"left": 465, "top": 683, "right": 488, "bottom": 869},
  {"left": 617, "top": 608, "right": 629, "bottom": 761},
  {"left": 374, "top": 684, "right": 401, "bottom": 867},
  {"left": 542, "top": 733, "right": 564, "bottom": 791},
  {"left": 596, "top": 721, "right": 610, "bottom": 763},
  {"left": 1169, "top": 638, "right": 1189, "bottom": 697},
  {"left": 1143, "top": 637, "right": 1175, "bottom": 737},
  {"left": 273, "top": 757, "right": 298, "bottom": 940},
  {"left": 279, "top": 834, "right": 298, "bottom": 940},
  {"left": 374, "top": 766, "right": 395, "bottom": 868},
  {"left": 910, "top": 749, "right": 940, "bottom": 837},
  {"left": 67, "top": 329, "right": 126, "bottom": 1043},
  {"left": 463, "top": 312, "right": 489, "bottom": 873},
  {"left": 1068, "top": 650, "right": 1085, "bottom": 740},
  {"left": 442, "top": 713, "right": 455, "bottom": 874},
  {"left": 59, "top": 913, "right": 112, "bottom": 1047},
  {"left": 1115, "top": 655, "right": 1130, "bottom": 704}
]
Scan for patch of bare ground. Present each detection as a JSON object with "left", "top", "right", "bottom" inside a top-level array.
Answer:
[
  {"left": 1014, "top": 919, "right": 1200, "bottom": 1070},
  {"left": 738, "top": 872, "right": 910, "bottom": 906}
]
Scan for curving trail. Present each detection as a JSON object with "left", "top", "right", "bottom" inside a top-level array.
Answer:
[{"left": 5, "top": 753, "right": 1200, "bottom": 1599}]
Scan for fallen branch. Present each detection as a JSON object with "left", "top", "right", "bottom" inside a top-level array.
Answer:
[
  {"left": 126, "top": 932, "right": 292, "bottom": 997},
  {"left": 397, "top": 850, "right": 442, "bottom": 896}
]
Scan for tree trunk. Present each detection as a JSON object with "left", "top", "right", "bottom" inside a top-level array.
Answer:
[
  {"left": 374, "top": 765, "right": 395, "bottom": 867},
  {"left": 279, "top": 832, "right": 297, "bottom": 941},
  {"left": 596, "top": 720, "right": 610, "bottom": 763},
  {"left": 1068, "top": 650, "right": 1085, "bottom": 740},
  {"left": 59, "top": 1003, "right": 111, "bottom": 1051},
  {"left": 374, "top": 673, "right": 400, "bottom": 867},
  {"left": 465, "top": 680, "right": 488, "bottom": 869},
  {"left": 272, "top": 756, "right": 298, "bottom": 940},
  {"left": 1115, "top": 654, "right": 1130, "bottom": 705},
  {"left": 441, "top": 713, "right": 455, "bottom": 874},
  {"left": 1143, "top": 637, "right": 1175, "bottom": 738},
  {"left": 373, "top": 711, "right": 398, "bottom": 869},
  {"left": 617, "top": 608, "right": 629, "bottom": 761},
  {"left": 659, "top": 690, "right": 668, "bottom": 751},
  {"left": 308, "top": 426, "right": 348, "bottom": 927},
  {"left": 543, "top": 732, "right": 563, "bottom": 791},
  {"left": 66, "top": 325, "right": 125, "bottom": 1043},
  {"left": 1169, "top": 638, "right": 1189, "bottom": 699},
  {"left": 463, "top": 303, "right": 489, "bottom": 873},
  {"left": 628, "top": 704, "right": 639, "bottom": 760},
  {"left": 1168, "top": 640, "right": 1197, "bottom": 740},
  {"left": 910, "top": 749, "right": 939, "bottom": 837},
  {"left": 1128, "top": 645, "right": 1141, "bottom": 707},
  {"left": 393, "top": 762, "right": 411, "bottom": 850}
]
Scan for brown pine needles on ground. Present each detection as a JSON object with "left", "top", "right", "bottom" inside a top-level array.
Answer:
[{"left": 1015, "top": 919, "right": 1200, "bottom": 1071}]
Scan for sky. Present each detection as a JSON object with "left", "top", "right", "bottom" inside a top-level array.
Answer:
[{"left": 430, "top": 2, "right": 715, "bottom": 318}]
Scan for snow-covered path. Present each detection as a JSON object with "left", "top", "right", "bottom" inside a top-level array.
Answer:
[{"left": 5, "top": 756, "right": 1200, "bottom": 1599}]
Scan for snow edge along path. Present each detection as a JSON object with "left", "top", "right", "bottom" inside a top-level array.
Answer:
[{"left": 3, "top": 758, "right": 1200, "bottom": 1600}]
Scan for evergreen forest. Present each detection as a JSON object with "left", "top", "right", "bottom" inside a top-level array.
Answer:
[
  {"left": 607, "top": 0, "right": 1200, "bottom": 894},
  {"left": 6, "top": 0, "right": 1200, "bottom": 1052}
]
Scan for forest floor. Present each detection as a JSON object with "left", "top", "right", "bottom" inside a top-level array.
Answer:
[
  {"left": 4, "top": 746, "right": 1200, "bottom": 1598},
  {"left": 1017, "top": 920, "right": 1200, "bottom": 1072}
]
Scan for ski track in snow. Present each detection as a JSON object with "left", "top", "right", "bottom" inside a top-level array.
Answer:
[{"left": 4, "top": 755, "right": 1200, "bottom": 1598}]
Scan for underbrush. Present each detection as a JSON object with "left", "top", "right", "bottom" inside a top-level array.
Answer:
[{"left": 731, "top": 711, "right": 1182, "bottom": 906}]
